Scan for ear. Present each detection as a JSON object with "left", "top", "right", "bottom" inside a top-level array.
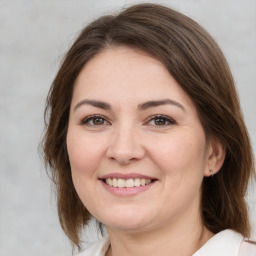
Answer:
[{"left": 204, "top": 138, "right": 226, "bottom": 177}]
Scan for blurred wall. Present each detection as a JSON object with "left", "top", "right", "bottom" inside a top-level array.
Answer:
[{"left": 1, "top": 0, "right": 255, "bottom": 255}]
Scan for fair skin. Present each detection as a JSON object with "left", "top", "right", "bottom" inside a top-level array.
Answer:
[{"left": 67, "top": 46, "right": 225, "bottom": 256}]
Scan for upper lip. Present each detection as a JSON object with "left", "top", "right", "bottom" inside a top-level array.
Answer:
[{"left": 99, "top": 173, "right": 157, "bottom": 180}]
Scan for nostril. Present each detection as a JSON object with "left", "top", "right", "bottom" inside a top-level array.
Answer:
[{"left": 106, "top": 135, "right": 146, "bottom": 164}]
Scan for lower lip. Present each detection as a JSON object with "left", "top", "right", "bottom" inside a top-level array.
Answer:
[{"left": 100, "top": 180, "right": 156, "bottom": 196}]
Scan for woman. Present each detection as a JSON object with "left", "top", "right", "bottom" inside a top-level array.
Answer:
[{"left": 43, "top": 3, "right": 256, "bottom": 256}]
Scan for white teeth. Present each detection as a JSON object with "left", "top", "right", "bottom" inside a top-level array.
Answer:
[
  {"left": 134, "top": 178, "right": 141, "bottom": 187},
  {"left": 105, "top": 178, "right": 153, "bottom": 188},
  {"left": 117, "top": 179, "right": 126, "bottom": 188},
  {"left": 126, "top": 179, "right": 134, "bottom": 188},
  {"left": 106, "top": 178, "right": 113, "bottom": 186},
  {"left": 140, "top": 178, "right": 146, "bottom": 186},
  {"left": 145, "top": 179, "right": 151, "bottom": 185},
  {"left": 112, "top": 178, "right": 118, "bottom": 187}
]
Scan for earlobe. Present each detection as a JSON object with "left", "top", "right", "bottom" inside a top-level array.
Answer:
[{"left": 204, "top": 138, "right": 226, "bottom": 177}]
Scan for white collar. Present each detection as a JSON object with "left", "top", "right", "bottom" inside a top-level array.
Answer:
[
  {"left": 77, "top": 236, "right": 110, "bottom": 256},
  {"left": 78, "top": 229, "right": 243, "bottom": 256},
  {"left": 193, "top": 229, "right": 243, "bottom": 256}
]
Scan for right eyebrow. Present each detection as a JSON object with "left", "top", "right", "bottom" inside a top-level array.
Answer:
[
  {"left": 138, "top": 99, "right": 185, "bottom": 112},
  {"left": 73, "top": 99, "right": 111, "bottom": 112}
]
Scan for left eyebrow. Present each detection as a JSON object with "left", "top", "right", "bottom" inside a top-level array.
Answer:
[
  {"left": 73, "top": 99, "right": 111, "bottom": 112},
  {"left": 138, "top": 99, "right": 185, "bottom": 112}
]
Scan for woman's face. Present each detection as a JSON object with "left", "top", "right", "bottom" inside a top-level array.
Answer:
[{"left": 67, "top": 46, "right": 217, "bottom": 233}]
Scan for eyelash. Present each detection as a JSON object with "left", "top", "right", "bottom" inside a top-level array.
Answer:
[
  {"left": 80, "top": 115, "right": 110, "bottom": 126},
  {"left": 80, "top": 114, "right": 176, "bottom": 127},
  {"left": 146, "top": 115, "right": 176, "bottom": 127}
]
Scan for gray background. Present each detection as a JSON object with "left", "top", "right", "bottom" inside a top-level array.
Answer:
[{"left": 1, "top": 0, "right": 255, "bottom": 255}]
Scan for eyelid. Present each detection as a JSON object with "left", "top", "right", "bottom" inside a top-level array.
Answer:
[
  {"left": 145, "top": 114, "right": 176, "bottom": 126},
  {"left": 80, "top": 114, "right": 111, "bottom": 126},
  {"left": 79, "top": 114, "right": 176, "bottom": 127}
]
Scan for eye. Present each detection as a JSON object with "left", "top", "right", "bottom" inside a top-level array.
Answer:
[
  {"left": 81, "top": 115, "right": 110, "bottom": 126},
  {"left": 147, "top": 115, "right": 176, "bottom": 127}
]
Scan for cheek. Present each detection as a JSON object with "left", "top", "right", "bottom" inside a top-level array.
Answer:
[
  {"left": 66, "top": 131, "right": 105, "bottom": 211},
  {"left": 66, "top": 131, "right": 104, "bottom": 177},
  {"left": 150, "top": 133, "right": 206, "bottom": 209},
  {"left": 149, "top": 132, "right": 207, "bottom": 178}
]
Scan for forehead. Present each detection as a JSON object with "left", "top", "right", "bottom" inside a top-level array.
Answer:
[
  {"left": 75, "top": 46, "right": 166, "bottom": 85},
  {"left": 72, "top": 46, "right": 195, "bottom": 111}
]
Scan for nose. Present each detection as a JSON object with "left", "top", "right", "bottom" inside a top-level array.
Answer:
[{"left": 106, "top": 124, "right": 146, "bottom": 165}]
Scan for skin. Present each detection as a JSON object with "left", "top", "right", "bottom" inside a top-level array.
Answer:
[{"left": 67, "top": 46, "right": 225, "bottom": 256}]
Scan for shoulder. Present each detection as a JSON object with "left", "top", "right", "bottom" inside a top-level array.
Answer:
[{"left": 75, "top": 236, "right": 110, "bottom": 256}]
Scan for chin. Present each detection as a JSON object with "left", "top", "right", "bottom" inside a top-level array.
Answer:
[
  {"left": 105, "top": 220, "right": 149, "bottom": 233},
  {"left": 99, "top": 208, "right": 155, "bottom": 232}
]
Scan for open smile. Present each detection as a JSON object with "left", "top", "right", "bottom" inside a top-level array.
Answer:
[
  {"left": 103, "top": 178, "right": 154, "bottom": 188},
  {"left": 99, "top": 173, "right": 158, "bottom": 196}
]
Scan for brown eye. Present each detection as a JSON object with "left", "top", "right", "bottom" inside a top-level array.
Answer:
[
  {"left": 147, "top": 115, "right": 176, "bottom": 127},
  {"left": 154, "top": 117, "right": 167, "bottom": 125},
  {"left": 92, "top": 117, "right": 105, "bottom": 125},
  {"left": 81, "top": 115, "right": 109, "bottom": 126}
]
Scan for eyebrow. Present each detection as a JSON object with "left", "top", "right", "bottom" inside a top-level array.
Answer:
[
  {"left": 138, "top": 99, "right": 185, "bottom": 112},
  {"left": 74, "top": 99, "right": 111, "bottom": 112},
  {"left": 73, "top": 98, "right": 185, "bottom": 112}
]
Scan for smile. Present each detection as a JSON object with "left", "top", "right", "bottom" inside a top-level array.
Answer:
[
  {"left": 104, "top": 178, "right": 153, "bottom": 188},
  {"left": 100, "top": 174, "right": 157, "bottom": 196}
]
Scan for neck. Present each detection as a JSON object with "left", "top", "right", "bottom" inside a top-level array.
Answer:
[{"left": 105, "top": 213, "right": 213, "bottom": 256}]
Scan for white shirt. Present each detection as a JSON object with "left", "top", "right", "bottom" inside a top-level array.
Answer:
[{"left": 77, "top": 229, "right": 256, "bottom": 256}]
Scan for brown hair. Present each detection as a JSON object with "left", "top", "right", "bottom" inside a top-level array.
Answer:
[{"left": 42, "top": 3, "right": 255, "bottom": 249}]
